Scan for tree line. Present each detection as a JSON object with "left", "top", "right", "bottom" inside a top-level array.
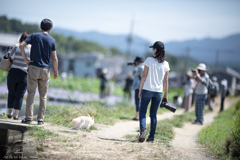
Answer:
[{"left": 0, "top": 15, "right": 125, "bottom": 56}]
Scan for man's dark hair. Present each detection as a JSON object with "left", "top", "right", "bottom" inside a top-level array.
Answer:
[{"left": 41, "top": 19, "right": 53, "bottom": 31}]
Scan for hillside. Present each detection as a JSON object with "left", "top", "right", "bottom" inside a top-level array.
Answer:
[
  {"left": 52, "top": 27, "right": 240, "bottom": 71},
  {"left": 165, "top": 34, "right": 240, "bottom": 69},
  {"left": 52, "top": 28, "right": 150, "bottom": 56}
]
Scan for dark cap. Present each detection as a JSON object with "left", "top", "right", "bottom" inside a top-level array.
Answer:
[
  {"left": 41, "top": 19, "right": 53, "bottom": 31},
  {"left": 149, "top": 41, "right": 164, "bottom": 49},
  {"left": 134, "top": 56, "right": 145, "bottom": 63}
]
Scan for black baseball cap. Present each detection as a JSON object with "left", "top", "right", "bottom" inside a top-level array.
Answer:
[
  {"left": 41, "top": 19, "right": 53, "bottom": 31},
  {"left": 134, "top": 56, "right": 145, "bottom": 63},
  {"left": 149, "top": 41, "right": 164, "bottom": 49}
]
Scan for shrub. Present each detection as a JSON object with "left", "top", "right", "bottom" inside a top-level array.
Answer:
[{"left": 230, "top": 110, "right": 240, "bottom": 158}]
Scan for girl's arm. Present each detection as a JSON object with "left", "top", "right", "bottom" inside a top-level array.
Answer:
[
  {"left": 138, "top": 66, "right": 149, "bottom": 99},
  {"left": 163, "top": 71, "right": 169, "bottom": 102},
  {"left": 10, "top": 46, "right": 18, "bottom": 60}
]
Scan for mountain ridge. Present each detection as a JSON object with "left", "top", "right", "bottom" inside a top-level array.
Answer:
[{"left": 52, "top": 27, "right": 240, "bottom": 71}]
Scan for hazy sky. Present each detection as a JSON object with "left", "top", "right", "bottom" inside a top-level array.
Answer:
[{"left": 0, "top": 0, "right": 240, "bottom": 43}]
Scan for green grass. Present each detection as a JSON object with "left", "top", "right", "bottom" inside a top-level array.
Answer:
[
  {"left": 28, "top": 126, "right": 58, "bottom": 149},
  {"left": 1, "top": 70, "right": 183, "bottom": 99},
  {"left": 125, "top": 108, "right": 210, "bottom": 143},
  {"left": 198, "top": 106, "right": 235, "bottom": 158},
  {"left": 44, "top": 101, "right": 168, "bottom": 128},
  {"left": 0, "top": 70, "right": 8, "bottom": 83},
  {"left": 230, "top": 110, "right": 240, "bottom": 158},
  {"left": 49, "top": 75, "right": 183, "bottom": 98},
  {"left": 0, "top": 111, "right": 7, "bottom": 118},
  {"left": 147, "top": 120, "right": 175, "bottom": 143},
  {"left": 125, "top": 120, "right": 174, "bottom": 144},
  {"left": 163, "top": 109, "right": 210, "bottom": 128},
  {"left": 167, "top": 88, "right": 183, "bottom": 101},
  {"left": 44, "top": 101, "right": 136, "bottom": 127},
  {"left": 49, "top": 75, "right": 124, "bottom": 96},
  {"left": 234, "top": 100, "right": 240, "bottom": 114},
  {"left": 58, "top": 130, "right": 78, "bottom": 134}
]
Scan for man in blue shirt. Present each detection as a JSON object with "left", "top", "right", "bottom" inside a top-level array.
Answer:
[{"left": 20, "top": 19, "right": 58, "bottom": 125}]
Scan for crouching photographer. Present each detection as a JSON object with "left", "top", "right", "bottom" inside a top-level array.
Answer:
[
  {"left": 128, "top": 56, "right": 145, "bottom": 121},
  {"left": 192, "top": 63, "right": 209, "bottom": 125}
]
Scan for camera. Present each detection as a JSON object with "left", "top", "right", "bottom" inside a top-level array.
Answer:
[
  {"left": 127, "top": 62, "right": 136, "bottom": 66},
  {"left": 192, "top": 69, "right": 200, "bottom": 73},
  {"left": 160, "top": 98, "right": 176, "bottom": 113}
]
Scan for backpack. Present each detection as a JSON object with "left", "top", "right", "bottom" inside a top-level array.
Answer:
[
  {"left": 207, "top": 78, "right": 217, "bottom": 97},
  {"left": 226, "top": 89, "right": 230, "bottom": 97}
]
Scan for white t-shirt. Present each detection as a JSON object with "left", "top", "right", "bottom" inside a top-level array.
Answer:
[{"left": 143, "top": 57, "right": 170, "bottom": 92}]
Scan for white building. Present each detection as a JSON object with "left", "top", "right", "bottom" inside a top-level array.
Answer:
[
  {"left": 63, "top": 53, "right": 104, "bottom": 77},
  {"left": 0, "top": 32, "right": 21, "bottom": 56}
]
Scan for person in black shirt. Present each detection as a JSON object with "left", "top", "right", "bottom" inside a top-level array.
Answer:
[
  {"left": 123, "top": 72, "right": 133, "bottom": 100},
  {"left": 100, "top": 69, "right": 108, "bottom": 99}
]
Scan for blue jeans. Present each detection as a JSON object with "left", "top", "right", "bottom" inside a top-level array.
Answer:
[
  {"left": 7, "top": 68, "right": 27, "bottom": 110},
  {"left": 139, "top": 89, "right": 162, "bottom": 138}
]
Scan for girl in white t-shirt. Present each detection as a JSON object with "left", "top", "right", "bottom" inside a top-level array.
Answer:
[{"left": 138, "top": 41, "right": 170, "bottom": 143}]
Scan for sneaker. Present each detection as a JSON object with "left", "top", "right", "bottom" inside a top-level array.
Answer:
[
  {"left": 146, "top": 136, "right": 154, "bottom": 143},
  {"left": 21, "top": 119, "right": 32, "bottom": 124},
  {"left": 132, "top": 117, "right": 139, "bottom": 121},
  {"left": 138, "top": 129, "right": 148, "bottom": 142},
  {"left": 7, "top": 114, "right": 13, "bottom": 119},
  {"left": 37, "top": 119, "right": 44, "bottom": 125},
  {"left": 192, "top": 121, "right": 203, "bottom": 125}
]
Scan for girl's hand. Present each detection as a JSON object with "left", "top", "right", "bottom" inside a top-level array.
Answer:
[
  {"left": 195, "top": 68, "right": 199, "bottom": 74},
  {"left": 163, "top": 96, "right": 168, "bottom": 103},
  {"left": 138, "top": 89, "right": 142, "bottom": 99}
]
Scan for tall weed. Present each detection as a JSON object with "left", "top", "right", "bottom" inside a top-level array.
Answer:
[{"left": 230, "top": 110, "right": 240, "bottom": 158}]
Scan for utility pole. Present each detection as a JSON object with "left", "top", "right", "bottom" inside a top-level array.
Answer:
[
  {"left": 215, "top": 50, "right": 219, "bottom": 72},
  {"left": 185, "top": 48, "right": 190, "bottom": 72},
  {"left": 126, "top": 18, "right": 134, "bottom": 55}
]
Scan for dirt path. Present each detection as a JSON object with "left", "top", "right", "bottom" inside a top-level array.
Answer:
[
  {"left": 40, "top": 109, "right": 184, "bottom": 159},
  {"left": 39, "top": 97, "right": 239, "bottom": 159},
  {"left": 90, "top": 109, "right": 184, "bottom": 140},
  {"left": 171, "top": 97, "right": 240, "bottom": 160}
]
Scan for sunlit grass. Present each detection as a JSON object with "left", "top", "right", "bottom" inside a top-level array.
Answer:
[{"left": 198, "top": 106, "right": 235, "bottom": 158}]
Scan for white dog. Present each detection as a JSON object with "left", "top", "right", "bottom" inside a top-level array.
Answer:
[{"left": 71, "top": 114, "right": 94, "bottom": 130}]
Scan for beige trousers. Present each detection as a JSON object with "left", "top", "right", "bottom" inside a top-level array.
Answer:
[
  {"left": 181, "top": 94, "right": 192, "bottom": 111},
  {"left": 25, "top": 65, "right": 50, "bottom": 120}
]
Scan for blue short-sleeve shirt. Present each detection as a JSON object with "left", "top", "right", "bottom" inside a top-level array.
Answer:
[{"left": 24, "top": 32, "right": 56, "bottom": 68}]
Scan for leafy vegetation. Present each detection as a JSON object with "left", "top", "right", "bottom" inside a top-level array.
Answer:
[
  {"left": 0, "top": 15, "right": 40, "bottom": 33},
  {"left": 50, "top": 33, "right": 108, "bottom": 55}
]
